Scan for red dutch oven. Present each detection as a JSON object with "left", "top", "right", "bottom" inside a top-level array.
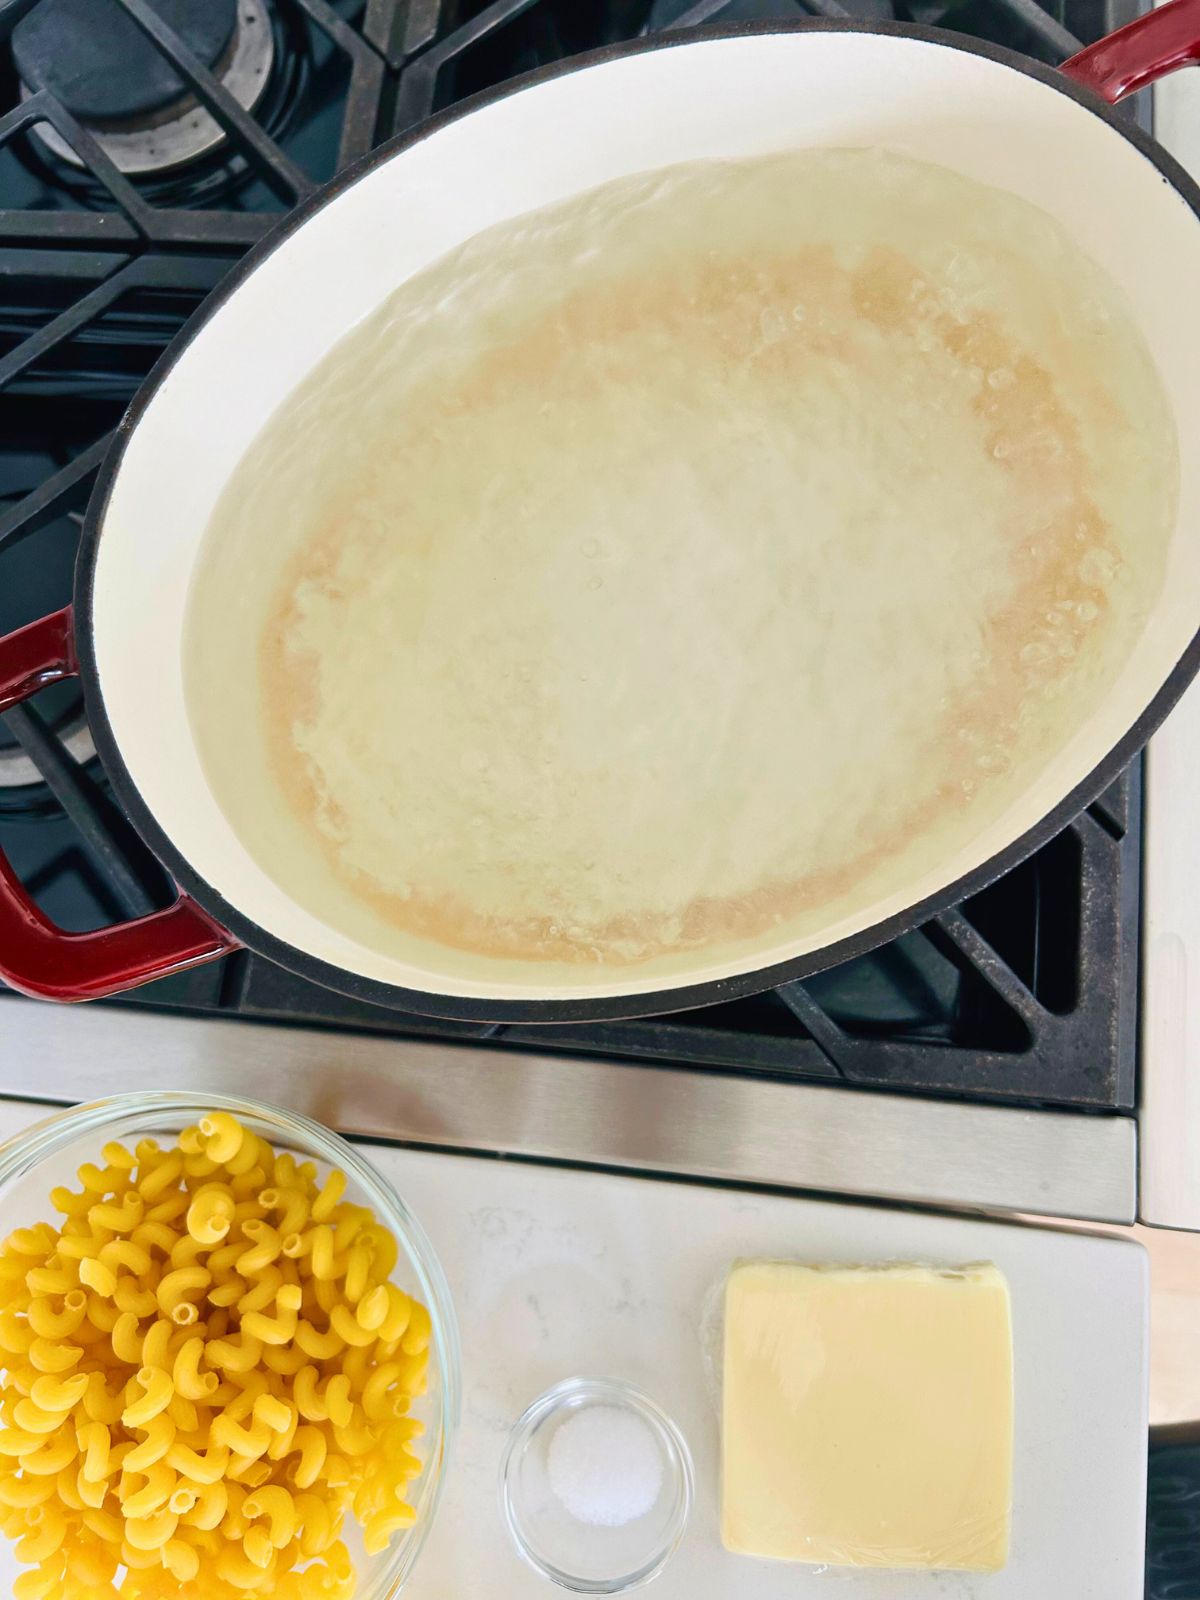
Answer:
[{"left": 3, "top": 4, "right": 1200, "bottom": 1020}]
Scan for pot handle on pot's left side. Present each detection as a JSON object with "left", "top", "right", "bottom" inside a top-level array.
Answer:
[
  {"left": 0, "top": 607, "right": 238, "bottom": 1002},
  {"left": 1062, "top": 0, "right": 1200, "bottom": 100}
]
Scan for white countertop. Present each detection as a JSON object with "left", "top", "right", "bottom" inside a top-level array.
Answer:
[
  {"left": 0, "top": 1101, "right": 1148, "bottom": 1598},
  {"left": 390, "top": 1151, "right": 1147, "bottom": 1600}
]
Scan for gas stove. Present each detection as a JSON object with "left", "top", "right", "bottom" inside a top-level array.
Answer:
[{"left": 0, "top": 0, "right": 1190, "bottom": 1227}]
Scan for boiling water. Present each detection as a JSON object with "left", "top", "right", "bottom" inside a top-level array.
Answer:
[{"left": 185, "top": 149, "right": 1178, "bottom": 976}]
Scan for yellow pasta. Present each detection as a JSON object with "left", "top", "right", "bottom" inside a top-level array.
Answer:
[
  {"left": 242, "top": 1293, "right": 301, "bottom": 1348},
  {"left": 309, "top": 1170, "right": 346, "bottom": 1224},
  {"left": 87, "top": 1193, "right": 143, "bottom": 1234},
  {"left": 21, "top": 1435, "right": 76, "bottom": 1477},
  {"left": 124, "top": 1507, "right": 178, "bottom": 1551},
  {"left": 120, "top": 1463, "right": 174, "bottom": 1518},
  {"left": 27, "top": 1292, "right": 86, "bottom": 1342},
  {"left": 211, "top": 1414, "right": 271, "bottom": 1462},
  {"left": 378, "top": 1284, "right": 412, "bottom": 1344},
  {"left": 172, "top": 1336, "right": 218, "bottom": 1403},
  {"left": 77, "top": 1255, "right": 116, "bottom": 1297},
  {"left": 363, "top": 1502, "right": 417, "bottom": 1556},
  {"left": 28, "top": 1375, "right": 87, "bottom": 1416},
  {"left": 242, "top": 1484, "right": 297, "bottom": 1546},
  {"left": 79, "top": 1381, "right": 120, "bottom": 1437},
  {"left": 0, "top": 1312, "right": 35, "bottom": 1358},
  {"left": 0, "top": 1475, "right": 53, "bottom": 1509},
  {"left": 76, "top": 1422, "right": 111, "bottom": 1485},
  {"left": 15, "top": 1501, "right": 67, "bottom": 1564},
  {"left": 162, "top": 1535, "right": 199, "bottom": 1580},
  {"left": 285, "top": 1424, "right": 326, "bottom": 1490},
  {"left": 235, "top": 1221, "right": 281, "bottom": 1277},
  {"left": 154, "top": 1266, "right": 211, "bottom": 1322},
  {"left": 251, "top": 1394, "right": 292, "bottom": 1437},
  {"left": 185, "top": 1183, "right": 236, "bottom": 1247},
  {"left": 261, "top": 1342, "right": 307, "bottom": 1378},
  {"left": 184, "top": 1486, "right": 230, "bottom": 1538},
  {"left": 122, "top": 1413, "right": 175, "bottom": 1472},
  {"left": 121, "top": 1367, "right": 173, "bottom": 1428},
  {"left": 164, "top": 1439, "right": 228, "bottom": 1485},
  {"left": 113, "top": 1278, "right": 157, "bottom": 1319},
  {"left": 74, "top": 1470, "right": 106, "bottom": 1510},
  {"left": 24, "top": 1267, "right": 72, "bottom": 1299},
  {"left": 11, "top": 1401, "right": 61, "bottom": 1437},
  {"left": 234, "top": 1266, "right": 280, "bottom": 1317},
  {"left": 4, "top": 1230, "right": 54, "bottom": 1259},
  {"left": 139, "top": 1320, "right": 175, "bottom": 1374},
  {"left": 0, "top": 1109, "right": 431, "bottom": 1599},
  {"left": 198, "top": 1114, "right": 244, "bottom": 1165},
  {"left": 294, "top": 1320, "right": 341, "bottom": 1362}
]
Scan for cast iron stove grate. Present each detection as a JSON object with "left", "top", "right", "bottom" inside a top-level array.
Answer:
[{"left": 0, "top": 0, "right": 1147, "bottom": 1112}]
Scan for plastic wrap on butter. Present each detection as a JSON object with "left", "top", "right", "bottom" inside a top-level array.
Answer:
[{"left": 721, "top": 1260, "right": 1013, "bottom": 1571}]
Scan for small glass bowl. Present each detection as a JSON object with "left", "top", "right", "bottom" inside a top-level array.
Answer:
[
  {"left": 499, "top": 1377, "right": 693, "bottom": 1594},
  {"left": 0, "top": 1092, "right": 460, "bottom": 1599}
]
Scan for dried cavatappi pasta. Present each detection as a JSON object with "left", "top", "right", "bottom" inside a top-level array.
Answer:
[{"left": 0, "top": 1111, "right": 432, "bottom": 1599}]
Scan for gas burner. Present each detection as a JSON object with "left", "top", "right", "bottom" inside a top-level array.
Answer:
[{"left": 14, "top": 0, "right": 274, "bottom": 176}]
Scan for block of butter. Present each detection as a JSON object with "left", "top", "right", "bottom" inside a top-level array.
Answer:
[{"left": 722, "top": 1260, "right": 1013, "bottom": 1571}]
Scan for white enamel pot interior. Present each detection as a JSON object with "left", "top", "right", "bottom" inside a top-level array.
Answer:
[{"left": 79, "top": 23, "right": 1200, "bottom": 1019}]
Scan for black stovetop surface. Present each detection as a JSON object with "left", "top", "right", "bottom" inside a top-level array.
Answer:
[{"left": 0, "top": 0, "right": 1147, "bottom": 1111}]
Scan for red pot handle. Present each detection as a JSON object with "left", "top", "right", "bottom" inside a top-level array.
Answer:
[
  {"left": 1062, "top": 0, "right": 1200, "bottom": 101},
  {"left": 0, "top": 607, "right": 238, "bottom": 1002}
]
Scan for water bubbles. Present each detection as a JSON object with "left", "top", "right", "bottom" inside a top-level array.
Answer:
[
  {"left": 1021, "top": 641, "right": 1053, "bottom": 667},
  {"left": 1076, "top": 599, "right": 1099, "bottom": 624},
  {"left": 759, "top": 307, "right": 787, "bottom": 344},
  {"left": 1079, "top": 548, "right": 1119, "bottom": 587},
  {"left": 986, "top": 367, "right": 1016, "bottom": 392},
  {"left": 991, "top": 436, "right": 1011, "bottom": 461},
  {"left": 586, "top": 574, "right": 604, "bottom": 592},
  {"left": 790, "top": 304, "right": 807, "bottom": 323},
  {"left": 581, "top": 538, "right": 601, "bottom": 558},
  {"left": 976, "top": 748, "right": 1011, "bottom": 776}
]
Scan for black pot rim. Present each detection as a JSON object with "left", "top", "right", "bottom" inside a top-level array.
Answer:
[{"left": 72, "top": 16, "right": 1200, "bottom": 1024}]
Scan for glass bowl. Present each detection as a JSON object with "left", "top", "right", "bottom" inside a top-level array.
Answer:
[
  {"left": 500, "top": 1377, "right": 693, "bottom": 1593},
  {"left": 0, "top": 1091, "right": 460, "bottom": 1599}
]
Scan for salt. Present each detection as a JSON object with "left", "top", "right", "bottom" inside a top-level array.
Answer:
[{"left": 547, "top": 1405, "right": 663, "bottom": 1528}]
